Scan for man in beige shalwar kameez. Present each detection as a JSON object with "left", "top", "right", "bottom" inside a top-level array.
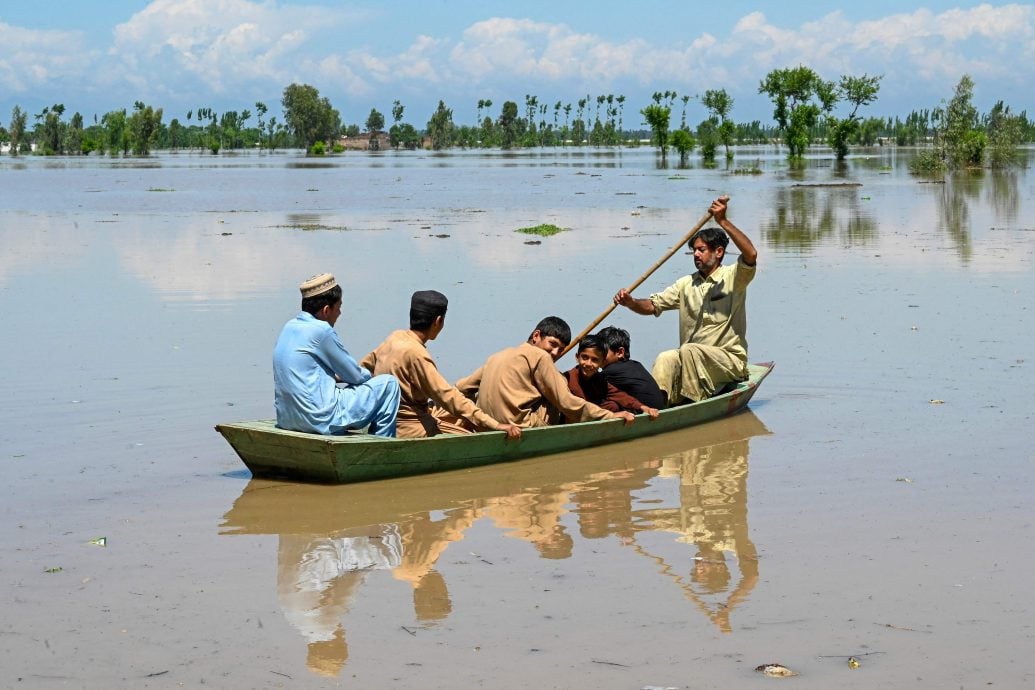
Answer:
[
  {"left": 614, "top": 197, "right": 758, "bottom": 405},
  {"left": 361, "top": 291, "right": 521, "bottom": 439},
  {"left": 456, "top": 316, "right": 635, "bottom": 428}
]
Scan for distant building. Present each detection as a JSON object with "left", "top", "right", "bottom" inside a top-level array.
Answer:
[{"left": 337, "top": 132, "right": 391, "bottom": 151}]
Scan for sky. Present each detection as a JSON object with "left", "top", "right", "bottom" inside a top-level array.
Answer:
[{"left": 1, "top": 0, "right": 1033, "bottom": 128}]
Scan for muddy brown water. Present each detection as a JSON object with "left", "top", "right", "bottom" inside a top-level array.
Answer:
[{"left": 2, "top": 147, "right": 1033, "bottom": 688}]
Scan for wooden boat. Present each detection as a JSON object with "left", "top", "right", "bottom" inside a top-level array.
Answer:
[{"left": 215, "top": 361, "right": 774, "bottom": 484}]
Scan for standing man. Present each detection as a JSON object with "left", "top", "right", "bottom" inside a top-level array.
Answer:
[
  {"left": 361, "top": 290, "right": 522, "bottom": 439},
  {"left": 614, "top": 197, "right": 757, "bottom": 405},
  {"left": 273, "top": 273, "right": 400, "bottom": 436}
]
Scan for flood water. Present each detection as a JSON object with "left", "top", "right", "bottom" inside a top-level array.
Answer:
[{"left": 2, "top": 146, "right": 1033, "bottom": 688}]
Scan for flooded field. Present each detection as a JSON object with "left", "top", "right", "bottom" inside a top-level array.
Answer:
[{"left": 2, "top": 146, "right": 1033, "bottom": 688}]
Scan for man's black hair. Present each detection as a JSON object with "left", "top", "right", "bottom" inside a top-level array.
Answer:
[
  {"left": 410, "top": 290, "right": 449, "bottom": 331},
  {"left": 301, "top": 285, "right": 342, "bottom": 316},
  {"left": 688, "top": 226, "right": 730, "bottom": 252},
  {"left": 596, "top": 326, "right": 631, "bottom": 360},
  {"left": 577, "top": 334, "right": 607, "bottom": 356},
  {"left": 529, "top": 316, "right": 571, "bottom": 346}
]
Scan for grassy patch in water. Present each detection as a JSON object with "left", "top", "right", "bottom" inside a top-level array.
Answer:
[
  {"left": 732, "top": 165, "right": 763, "bottom": 175},
  {"left": 515, "top": 223, "right": 566, "bottom": 237}
]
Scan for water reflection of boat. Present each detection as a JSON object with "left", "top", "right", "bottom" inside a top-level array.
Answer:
[
  {"left": 215, "top": 362, "right": 773, "bottom": 484},
  {"left": 220, "top": 411, "right": 770, "bottom": 675}
]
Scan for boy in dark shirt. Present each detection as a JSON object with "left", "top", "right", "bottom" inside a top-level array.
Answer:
[
  {"left": 596, "top": 326, "right": 667, "bottom": 410},
  {"left": 563, "top": 335, "right": 659, "bottom": 422}
]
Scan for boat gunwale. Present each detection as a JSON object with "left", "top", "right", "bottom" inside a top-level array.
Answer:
[{"left": 215, "top": 361, "right": 775, "bottom": 445}]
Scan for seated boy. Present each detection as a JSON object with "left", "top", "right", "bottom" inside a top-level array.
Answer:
[
  {"left": 456, "top": 316, "right": 636, "bottom": 428},
  {"left": 563, "top": 335, "right": 659, "bottom": 422},
  {"left": 361, "top": 290, "right": 521, "bottom": 439},
  {"left": 595, "top": 326, "right": 667, "bottom": 410},
  {"left": 273, "top": 273, "right": 400, "bottom": 436}
]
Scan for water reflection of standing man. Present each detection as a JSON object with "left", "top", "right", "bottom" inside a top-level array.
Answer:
[
  {"left": 649, "top": 438, "right": 758, "bottom": 633},
  {"left": 614, "top": 197, "right": 758, "bottom": 404}
]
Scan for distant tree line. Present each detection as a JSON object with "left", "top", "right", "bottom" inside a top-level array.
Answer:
[{"left": 2, "top": 72, "right": 1031, "bottom": 165}]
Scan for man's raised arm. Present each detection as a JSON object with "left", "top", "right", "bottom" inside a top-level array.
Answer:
[{"left": 711, "top": 197, "right": 757, "bottom": 266}]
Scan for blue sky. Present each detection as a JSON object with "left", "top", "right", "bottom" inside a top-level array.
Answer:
[{"left": 2, "top": 1, "right": 1033, "bottom": 128}]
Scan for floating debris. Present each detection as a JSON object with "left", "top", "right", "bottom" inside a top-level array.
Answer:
[
  {"left": 848, "top": 657, "right": 860, "bottom": 669},
  {"left": 896, "top": 477, "right": 913, "bottom": 483},
  {"left": 523, "top": 240, "right": 542, "bottom": 245},
  {"left": 89, "top": 537, "right": 107, "bottom": 547},
  {"left": 755, "top": 663, "right": 798, "bottom": 677},
  {"left": 45, "top": 566, "right": 63, "bottom": 574},
  {"left": 928, "top": 399, "right": 945, "bottom": 405},
  {"left": 432, "top": 234, "right": 451, "bottom": 239}
]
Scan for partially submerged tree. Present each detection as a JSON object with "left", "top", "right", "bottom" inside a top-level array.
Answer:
[
  {"left": 759, "top": 66, "right": 837, "bottom": 157},
  {"left": 908, "top": 74, "right": 1024, "bottom": 174},
  {"left": 826, "top": 74, "right": 882, "bottom": 159},
  {"left": 671, "top": 128, "right": 695, "bottom": 166},
  {"left": 497, "top": 100, "right": 520, "bottom": 149},
  {"left": 642, "top": 92, "right": 675, "bottom": 161},
  {"left": 696, "top": 119, "right": 718, "bottom": 163},
  {"left": 127, "top": 101, "right": 163, "bottom": 155},
  {"left": 985, "top": 100, "right": 1025, "bottom": 167},
  {"left": 702, "top": 89, "right": 735, "bottom": 160},
  {"left": 101, "top": 109, "right": 128, "bottom": 156},
  {"left": 281, "top": 83, "right": 340, "bottom": 151},
  {"left": 426, "top": 100, "right": 455, "bottom": 150},
  {"left": 9, "top": 105, "right": 27, "bottom": 156}
]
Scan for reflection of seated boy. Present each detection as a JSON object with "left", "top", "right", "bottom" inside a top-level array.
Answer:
[
  {"left": 596, "top": 326, "right": 666, "bottom": 410},
  {"left": 563, "top": 335, "right": 659, "bottom": 422}
]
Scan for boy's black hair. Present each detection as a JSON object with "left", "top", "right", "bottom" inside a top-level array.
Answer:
[
  {"left": 409, "top": 290, "right": 449, "bottom": 331},
  {"left": 529, "top": 316, "right": 572, "bottom": 346},
  {"left": 688, "top": 226, "right": 730, "bottom": 252},
  {"left": 576, "top": 334, "right": 607, "bottom": 356},
  {"left": 596, "top": 325, "right": 631, "bottom": 360},
  {"left": 301, "top": 285, "right": 343, "bottom": 316}
]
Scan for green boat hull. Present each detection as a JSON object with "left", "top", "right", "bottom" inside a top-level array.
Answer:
[{"left": 216, "top": 361, "right": 774, "bottom": 484}]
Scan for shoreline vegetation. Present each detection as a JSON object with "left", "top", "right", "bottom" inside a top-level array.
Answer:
[{"left": 2, "top": 73, "right": 1031, "bottom": 172}]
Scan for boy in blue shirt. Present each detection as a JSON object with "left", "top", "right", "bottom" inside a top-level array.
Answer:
[{"left": 273, "top": 273, "right": 400, "bottom": 436}]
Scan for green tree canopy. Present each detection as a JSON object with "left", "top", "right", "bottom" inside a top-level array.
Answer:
[
  {"left": 366, "top": 108, "right": 385, "bottom": 133},
  {"left": 641, "top": 102, "right": 672, "bottom": 159},
  {"left": 281, "top": 83, "right": 340, "bottom": 151},
  {"left": 426, "top": 100, "right": 455, "bottom": 150},
  {"left": 127, "top": 102, "right": 164, "bottom": 155},
  {"left": 497, "top": 100, "right": 520, "bottom": 149},
  {"left": 826, "top": 74, "right": 882, "bottom": 159},
  {"left": 702, "top": 89, "right": 736, "bottom": 160},
  {"left": 9, "top": 105, "right": 27, "bottom": 156},
  {"left": 759, "top": 66, "right": 837, "bottom": 157}
]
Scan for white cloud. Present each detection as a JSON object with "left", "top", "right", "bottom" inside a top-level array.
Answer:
[
  {"left": 729, "top": 5, "right": 1035, "bottom": 83},
  {"left": 0, "top": 21, "right": 94, "bottom": 94},
  {"left": 108, "top": 0, "right": 350, "bottom": 94}
]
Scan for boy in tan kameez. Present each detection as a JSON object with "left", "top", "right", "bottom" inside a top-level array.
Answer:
[
  {"left": 361, "top": 290, "right": 521, "bottom": 439},
  {"left": 455, "top": 316, "right": 635, "bottom": 428}
]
